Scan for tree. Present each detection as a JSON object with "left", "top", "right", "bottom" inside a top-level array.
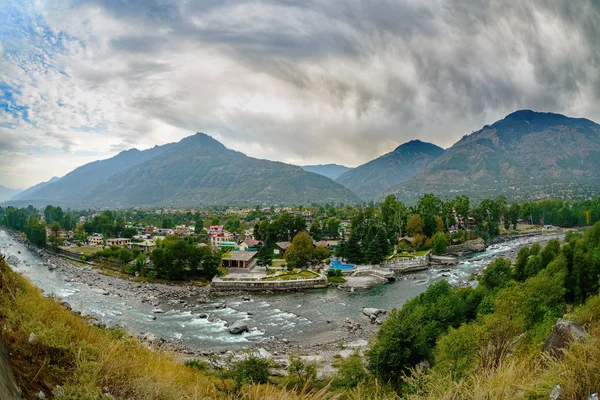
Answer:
[
  {"left": 287, "top": 355, "right": 317, "bottom": 388},
  {"left": 509, "top": 204, "right": 520, "bottom": 229},
  {"left": 435, "top": 216, "right": 445, "bottom": 233},
  {"left": 513, "top": 246, "right": 530, "bottom": 282},
  {"left": 309, "top": 220, "right": 323, "bottom": 241},
  {"left": 432, "top": 232, "right": 448, "bottom": 255},
  {"left": 480, "top": 258, "right": 512, "bottom": 291},
  {"left": 406, "top": 214, "right": 424, "bottom": 237},
  {"left": 313, "top": 245, "right": 330, "bottom": 262},
  {"left": 256, "top": 244, "right": 274, "bottom": 267},
  {"left": 49, "top": 221, "right": 62, "bottom": 246},
  {"left": 285, "top": 231, "right": 314, "bottom": 268}
]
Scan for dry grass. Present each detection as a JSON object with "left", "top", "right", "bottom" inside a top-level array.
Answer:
[{"left": 0, "top": 257, "right": 333, "bottom": 400}]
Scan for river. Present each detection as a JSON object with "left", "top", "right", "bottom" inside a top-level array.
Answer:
[{"left": 0, "top": 229, "right": 564, "bottom": 351}]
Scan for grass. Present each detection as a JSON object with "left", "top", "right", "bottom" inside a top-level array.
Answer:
[
  {"left": 389, "top": 250, "right": 429, "bottom": 260},
  {"left": 272, "top": 259, "right": 287, "bottom": 269},
  {"left": 59, "top": 245, "right": 102, "bottom": 255},
  {"left": 264, "top": 270, "right": 320, "bottom": 281},
  {"left": 0, "top": 255, "right": 331, "bottom": 399},
  {"left": 327, "top": 276, "right": 347, "bottom": 284}
]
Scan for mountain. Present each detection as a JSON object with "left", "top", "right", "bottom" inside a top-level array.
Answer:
[
  {"left": 388, "top": 110, "right": 600, "bottom": 203},
  {"left": 18, "top": 146, "right": 169, "bottom": 202},
  {"left": 11, "top": 176, "right": 60, "bottom": 201},
  {"left": 0, "top": 186, "right": 21, "bottom": 202},
  {"left": 57, "top": 133, "right": 360, "bottom": 207},
  {"left": 300, "top": 164, "right": 352, "bottom": 180},
  {"left": 335, "top": 140, "right": 445, "bottom": 200}
]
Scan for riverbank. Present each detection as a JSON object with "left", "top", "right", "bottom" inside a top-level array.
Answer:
[{"left": 0, "top": 228, "right": 567, "bottom": 376}]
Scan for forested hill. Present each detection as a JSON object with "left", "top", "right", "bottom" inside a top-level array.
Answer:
[
  {"left": 72, "top": 133, "right": 360, "bottom": 207},
  {"left": 336, "top": 140, "right": 445, "bottom": 201},
  {"left": 388, "top": 110, "right": 600, "bottom": 204}
]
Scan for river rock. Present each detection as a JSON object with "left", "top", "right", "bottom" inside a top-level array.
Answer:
[
  {"left": 152, "top": 308, "right": 165, "bottom": 314},
  {"left": 363, "top": 308, "right": 386, "bottom": 318},
  {"left": 91, "top": 288, "right": 109, "bottom": 295},
  {"left": 197, "top": 313, "right": 209, "bottom": 319},
  {"left": 446, "top": 238, "right": 487, "bottom": 256},
  {"left": 214, "top": 303, "right": 226, "bottom": 309},
  {"left": 228, "top": 320, "right": 248, "bottom": 334},
  {"left": 543, "top": 318, "right": 585, "bottom": 357}
]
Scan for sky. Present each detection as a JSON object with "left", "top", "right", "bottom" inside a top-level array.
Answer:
[{"left": 0, "top": 0, "right": 599, "bottom": 189}]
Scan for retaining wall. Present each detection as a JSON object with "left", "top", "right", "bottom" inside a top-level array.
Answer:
[
  {"left": 211, "top": 275, "right": 328, "bottom": 291},
  {"left": 381, "top": 252, "right": 430, "bottom": 273}
]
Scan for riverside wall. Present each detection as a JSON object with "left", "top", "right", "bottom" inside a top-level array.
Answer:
[
  {"left": 381, "top": 252, "right": 430, "bottom": 273},
  {"left": 211, "top": 275, "right": 328, "bottom": 291}
]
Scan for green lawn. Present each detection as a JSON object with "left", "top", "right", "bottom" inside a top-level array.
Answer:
[
  {"left": 264, "top": 270, "right": 319, "bottom": 281},
  {"left": 271, "top": 259, "right": 286, "bottom": 269}
]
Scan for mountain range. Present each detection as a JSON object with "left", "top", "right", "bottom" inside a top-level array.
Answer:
[
  {"left": 9, "top": 110, "right": 600, "bottom": 208},
  {"left": 300, "top": 164, "right": 352, "bottom": 180},
  {"left": 13, "top": 134, "right": 359, "bottom": 207},
  {"left": 388, "top": 110, "right": 600, "bottom": 203}
]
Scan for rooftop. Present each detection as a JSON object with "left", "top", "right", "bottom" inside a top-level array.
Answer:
[{"left": 222, "top": 251, "right": 258, "bottom": 262}]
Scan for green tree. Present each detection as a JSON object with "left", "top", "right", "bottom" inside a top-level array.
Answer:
[
  {"left": 513, "top": 246, "right": 530, "bottom": 282},
  {"left": 256, "top": 244, "right": 274, "bottom": 267},
  {"left": 509, "top": 203, "right": 520, "bottom": 229},
  {"left": 309, "top": 220, "right": 323, "bottom": 241},
  {"left": 285, "top": 231, "right": 314, "bottom": 268},
  {"left": 313, "top": 245, "right": 330, "bottom": 262},
  {"left": 230, "top": 355, "right": 271, "bottom": 385},
  {"left": 406, "top": 214, "right": 424, "bottom": 237},
  {"left": 49, "top": 221, "right": 62, "bottom": 246},
  {"left": 331, "top": 351, "right": 368, "bottom": 388},
  {"left": 480, "top": 257, "right": 512, "bottom": 292},
  {"left": 432, "top": 232, "right": 448, "bottom": 255}
]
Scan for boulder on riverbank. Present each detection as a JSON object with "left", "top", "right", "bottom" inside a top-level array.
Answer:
[
  {"left": 363, "top": 308, "right": 386, "bottom": 318},
  {"left": 446, "top": 238, "right": 486, "bottom": 256},
  {"left": 229, "top": 320, "right": 248, "bottom": 334},
  {"left": 543, "top": 318, "right": 585, "bottom": 358}
]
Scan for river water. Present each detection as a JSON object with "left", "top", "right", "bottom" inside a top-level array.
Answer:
[{"left": 0, "top": 230, "right": 563, "bottom": 350}]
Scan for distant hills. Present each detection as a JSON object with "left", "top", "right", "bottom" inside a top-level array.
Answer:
[
  {"left": 0, "top": 186, "right": 21, "bottom": 202},
  {"left": 336, "top": 140, "right": 445, "bottom": 201},
  {"left": 13, "top": 133, "right": 359, "bottom": 207},
  {"left": 11, "top": 176, "right": 60, "bottom": 201},
  {"left": 300, "top": 164, "right": 352, "bottom": 180},
  {"left": 387, "top": 110, "right": 600, "bottom": 203}
]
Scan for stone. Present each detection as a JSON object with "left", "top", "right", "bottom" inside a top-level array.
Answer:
[
  {"left": 214, "top": 303, "right": 226, "bottom": 309},
  {"left": 242, "top": 296, "right": 251, "bottom": 301},
  {"left": 28, "top": 332, "right": 37, "bottom": 343},
  {"left": 543, "top": 318, "right": 585, "bottom": 357},
  {"left": 282, "top": 338, "right": 289, "bottom": 344},
  {"left": 92, "top": 288, "right": 109, "bottom": 296},
  {"left": 197, "top": 313, "right": 209, "bottom": 319},
  {"left": 362, "top": 308, "right": 386, "bottom": 318},
  {"left": 150, "top": 315, "right": 156, "bottom": 321},
  {"left": 228, "top": 320, "right": 248, "bottom": 334},
  {"left": 152, "top": 308, "right": 165, "bottom": 314}
]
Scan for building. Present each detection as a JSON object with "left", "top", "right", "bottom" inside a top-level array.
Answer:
[
  {"left": 239, "top": 239, "right": 262, "bottom": 251},
  {"left": 87, "top": 234, "right": 104, "bottom": 246},
  {"left": 174, "top": 225, "right": 191, "bottom": 236},
  {"left": 210, "top": 230, "right": 234, "bottom": 249},
  {"left": 154, "top": 228, "right": 174, "bottom": 235},
  {"left": 274, "top": 241, "right": 292, "bottom": 257},
  {"left": 244, "top": 229, "right": 254, "bottom": 241},
  {"left": 129, "top": 240, "right": 156, "bottom": 253},
  {"left": 209, "top": 225, "right": 224, "bottom": 236},
  {"left": 222, "top": 251, "right": 257, "bottom": 268},
  {"left": 106, "top": 238, "right": 132, "bottom": 247}
]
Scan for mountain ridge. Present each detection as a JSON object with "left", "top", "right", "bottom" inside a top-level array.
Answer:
[
  {"left": 388, "top": 110, "right": 600, "bottom": 203},
  {"left": 300, "top": 164, "right": 352, "bottom": 180},
  {"left": 335, "top": 139, "right": 445, "bottom": 201}
]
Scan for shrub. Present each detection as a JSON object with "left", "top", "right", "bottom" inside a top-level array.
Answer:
[{"left": 332, "top": 351, "right": 368, "bottom": 388}]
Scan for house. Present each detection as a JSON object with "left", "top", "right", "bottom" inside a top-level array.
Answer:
[
  {"left": 274, "top": 241, "right": 292, "bottom": 257},
  {"left": 222, "top": 251, "right": 257, "bottom": 268},
  {"left": 210, "top": 230, "right": 234, "bottom": 249},
  {"left": 129, "top": 240, "right": 156, "bottom": 253},
  {"left": 209, "top": 225, "right": 224, "bottom": 236},
  {"left": 244, "top": 229, "right": 254, "bottom": 241},
  {"left": 239, "top": 239, "right": 262, "bottom": 251},
  {"left": 154, "top": 228, "right": 174, "bottom": 235},
  {"left": 106, "top": 238, "right": 132, "bottom": 247},
  {"left": 313, "top": 240, "right": 339, "bottom": 249},
  {"left": 174, "top": 225, "right": 191, "bottom": 236},
  {"left": 87, "top": 234, "right": 104, "bottom": 246}
]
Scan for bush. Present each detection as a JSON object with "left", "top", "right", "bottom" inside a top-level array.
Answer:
[
  {"left": 332, "top": 351, "right": 368, "bottom": 388},
  {"left": 230, "top": 355, "right": 271, "bottom": 384},
  {"left": 287, "top": 355, "right": 317, "bottom": 388},
  {"left": 432, "top": 232, "right": 448, "bottom": 255}
]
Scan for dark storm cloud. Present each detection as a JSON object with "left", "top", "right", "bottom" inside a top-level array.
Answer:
[{"left": 35, "top": 0, "right": 600, "bottom": 168}]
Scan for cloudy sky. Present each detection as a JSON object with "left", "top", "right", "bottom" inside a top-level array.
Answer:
[{"left": 1, "top": 0, "right": 599, "bottom": 189}]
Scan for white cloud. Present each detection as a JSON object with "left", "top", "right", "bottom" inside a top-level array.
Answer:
[{"left": 0, "top": 0, "right": 598, "bottom": 189}]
